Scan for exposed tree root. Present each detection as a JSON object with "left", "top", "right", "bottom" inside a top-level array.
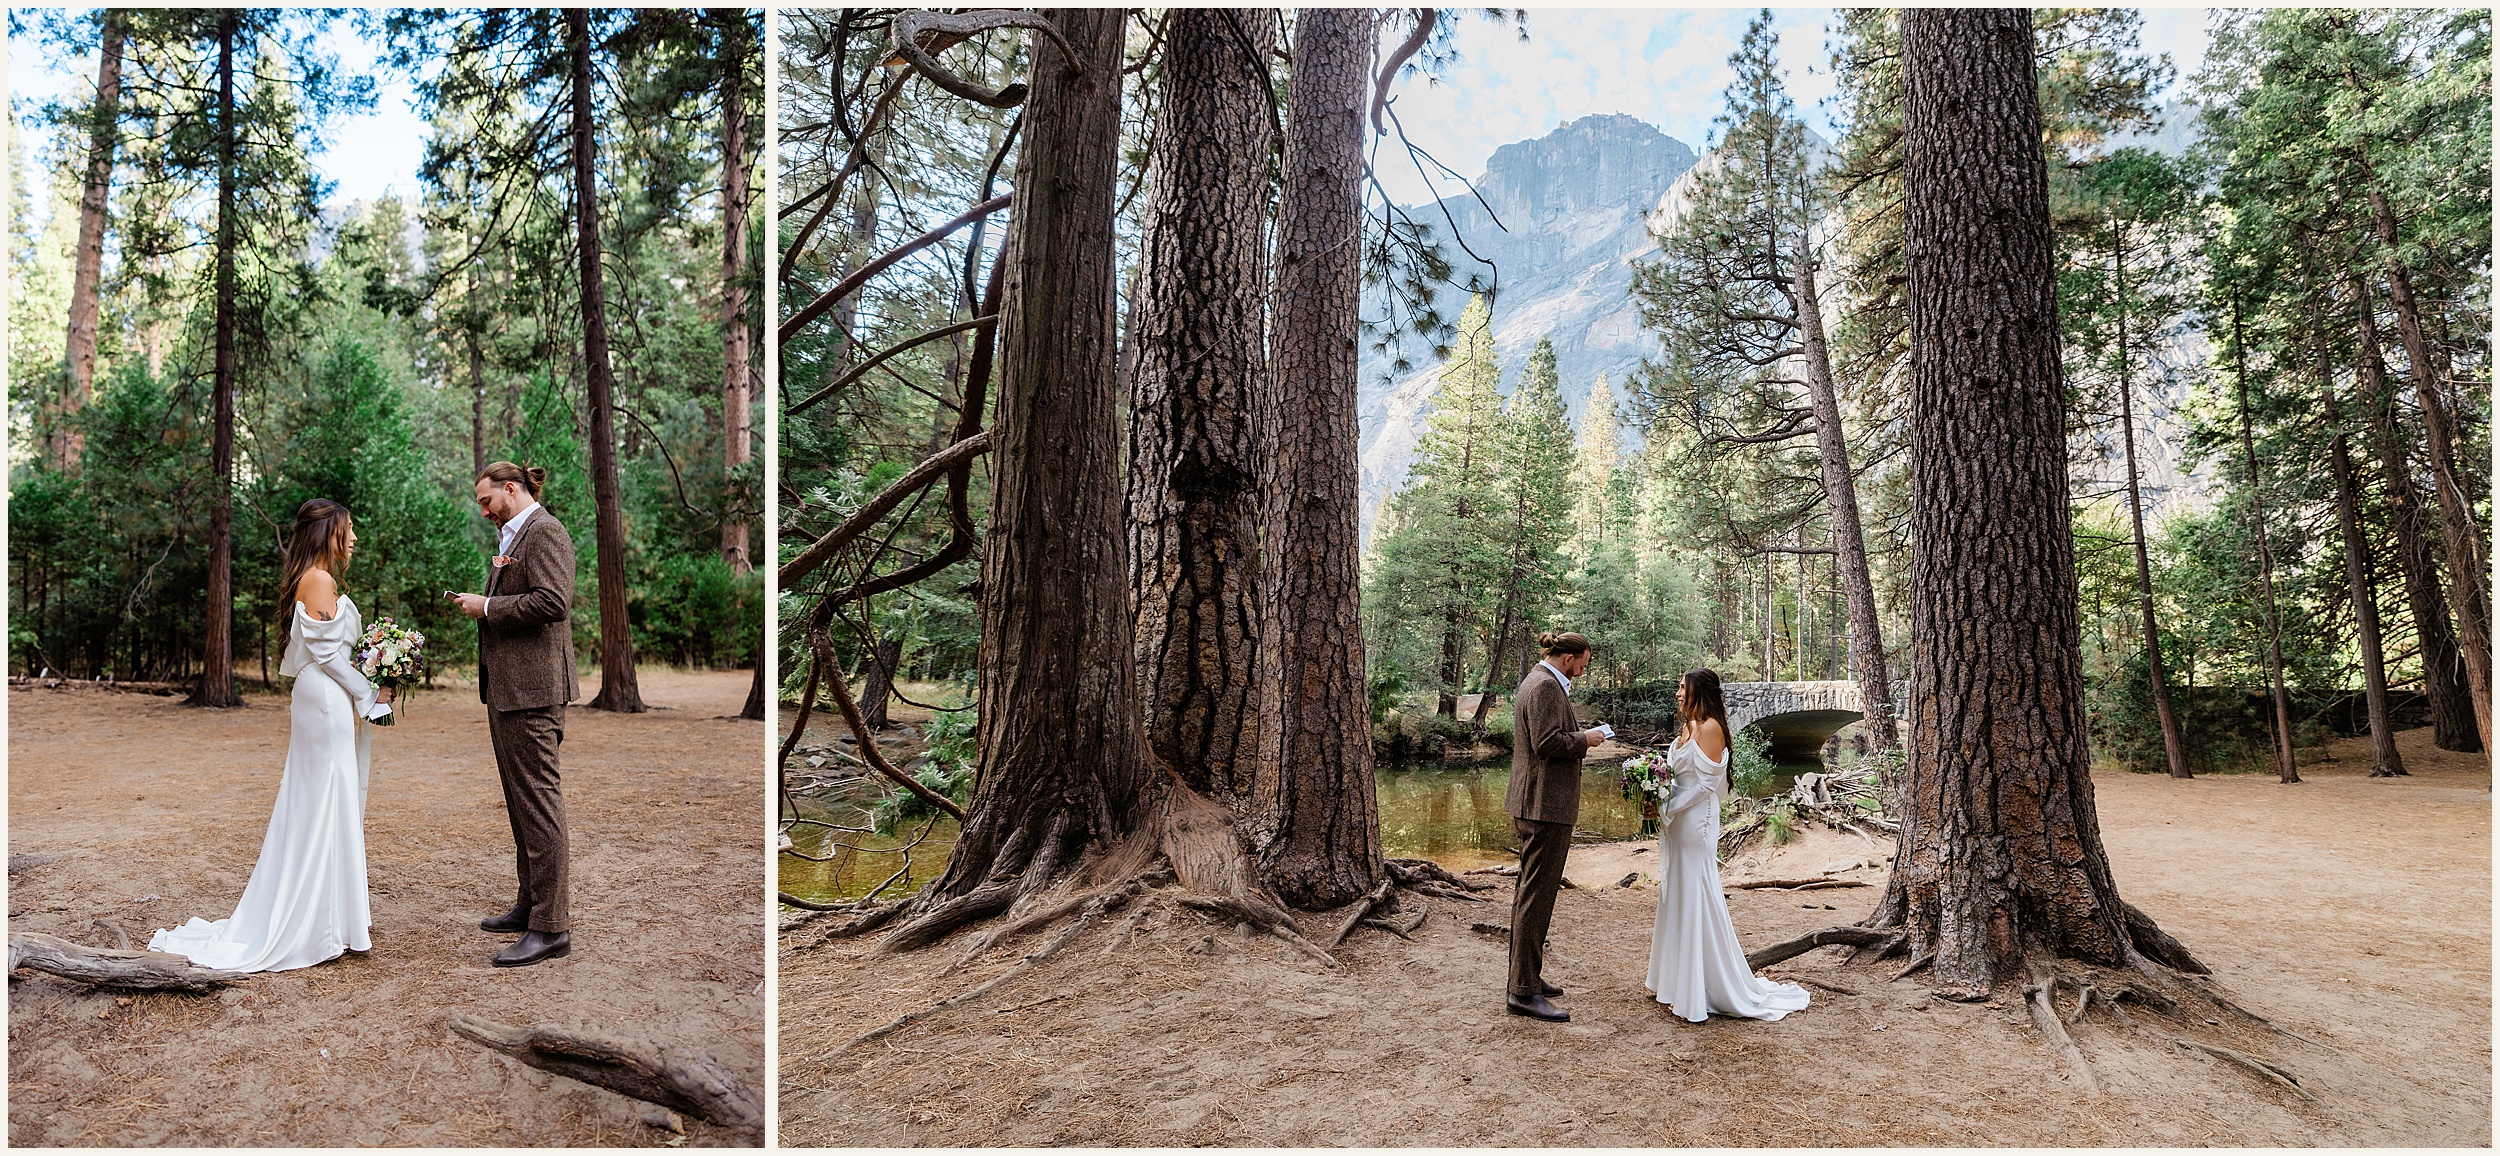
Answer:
[
  {"left": 2170, "top": 1036, "right": 2317, "bottom": 1101},
  {"left": 446, "top": 1015, "right": 762, "bottom": 1133},
  {"left": 1774, "top": 973, "right": 1860, "bottom": 996},
  {"left": 1325, "top": 878, "right": 1396, "bottom": 950},
  {"left": 830, "top": 882, "right": 1140, "bottom": 1059},
  {"left": 2024, "top": 962, "right": 2101, "bottom": 1094},
  {"left": 1361, "top": 901, "right": 1429, "bottom": 941},
  {"left": 8, "top": 933, "right": 252, "bottom": 992},
  {"left": 1386, "top": 858, "right": 1494, "bottom": 893},
  {"left": 1172, "top": 895, "right": 1336, "bottom": 966}
]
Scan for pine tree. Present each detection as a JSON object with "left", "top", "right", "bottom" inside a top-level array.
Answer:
[{"left": 1471, "top": 336, "right": 1577, "bottom": 729}]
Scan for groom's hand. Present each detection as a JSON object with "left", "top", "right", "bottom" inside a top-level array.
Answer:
[{"left": 448, "top": 591, "right": 488, "bottom": 620}]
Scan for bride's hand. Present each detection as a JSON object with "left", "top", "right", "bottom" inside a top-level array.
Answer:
[{"left": 377, "top": 686, "right": 397, "bottom": 704}]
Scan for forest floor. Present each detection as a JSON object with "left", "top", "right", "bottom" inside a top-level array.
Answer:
[
  {"left": 7, "top": 668, "right": 766, "bottom": 1147},
  {"left": 779, "top": 723, "right": 2489, "bottom": 1146}
]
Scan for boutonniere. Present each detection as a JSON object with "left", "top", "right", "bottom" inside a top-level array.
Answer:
[{"left": 492, "top": 554, "right": 514, "bottom": 568}]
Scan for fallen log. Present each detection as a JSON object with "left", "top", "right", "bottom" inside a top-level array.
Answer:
[
  {"left": 1743, "top": 925, "right": 1899, "bottom": 970},
  {"left": 447, "top": 1015, "right": 762, "bottom": 1133},
  {"left": 1729, "top": 877, "right": 1855, "bottom": 890},
  {"left": 8, "top": 933, "right": 251, "bottom": 992}
]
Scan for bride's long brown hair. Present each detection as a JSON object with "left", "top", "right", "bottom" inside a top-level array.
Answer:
[
  {"left": 1679, "top": 668, "right": 1733, "bottom": 789},
  {"left": 279, "top": 499, "right": 354, "bottom": 642}
]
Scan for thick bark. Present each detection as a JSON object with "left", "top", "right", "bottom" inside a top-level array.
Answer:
[
  {"left": 2353, "top": 277, "right": 2477, "bottom": 752},
  {"left": 1795, "top": 258, "right": 1898, "bottom": 751},
  {"left": 2311, "top": 298, "right": 2406, "bottom": 777},
  {"left": 1252, "top": 6, "right": 1385, "bottom": 909},
  {"left": 468, "top": 262, "right": 488, "bottom": 477},
  {"left": 58, "top": 9, "right": 125, "bottom": 475},
  {"left": 857, "top": 637, "right": 901, "bottom": 732},
  {"left": 2367, "top": 188, "right": 2492, "bottom": 753},
  {"left": 741, "top": 660, "right": 765, "bottom": 721},
  {"left": 2231, "top": 301, "right": 2299, "bottom": 783},
  {"left": 2111, "top": 222, "right": 2191, "bottom": 778},
  {"left": 717, "top": 9, "right": 754, "bottom": 575},
  {"left": 191, "top": 16, "right": 242, "bottom": 710},
  {"left": 571, "top": 9, "right": 645, "bottom": 713},
  {"left": 902, "top": 9, "right": 1148, "bottom": 924},
  {"left": 1895, "top": 8, "right": 2150, "bottom": 998},
  {"left": 1125, "top": 8, "right": 1276, "bottom": 805}
]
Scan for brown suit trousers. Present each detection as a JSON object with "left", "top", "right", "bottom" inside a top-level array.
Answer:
[
  {"left": 489, "top": 704, "right": 568, "bottom": 932},
  {"left": 1509, "top": 816, "right": 1572, "bottom": 997},
  {"left": 480, "top": 511, "right": 578, "bottom": 933}
]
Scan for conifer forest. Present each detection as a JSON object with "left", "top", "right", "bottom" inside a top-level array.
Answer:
[{"left": 9, "top": 8, "right": 765, "bottom": 703}]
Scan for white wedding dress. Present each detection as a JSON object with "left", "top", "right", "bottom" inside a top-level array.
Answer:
[
  {"left": 151, "top": 596, "right": 380, "bottom": 971},
  {"left": 1645, "top": 736, "right": 1811, "bottom": 1022}
]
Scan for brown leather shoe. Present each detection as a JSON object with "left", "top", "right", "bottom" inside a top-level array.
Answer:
[
  {"left": 492, "top": 930, "right": 570, "bottom": 967},
  {"left": 1506, "top": 993, "right": 1569, "bottom": 1022}
]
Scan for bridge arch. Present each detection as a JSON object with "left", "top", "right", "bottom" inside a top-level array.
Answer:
[{"left": 1721, "top": 680, "right": 1905, "bottom": 759}]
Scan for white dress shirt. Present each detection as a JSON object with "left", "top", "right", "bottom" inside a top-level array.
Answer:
[{"left": 1540, "top": 659, "right": 1573, "bottom": 697}]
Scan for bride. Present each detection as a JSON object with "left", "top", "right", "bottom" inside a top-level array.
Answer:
[
  {"left": 1645, "top": 668, "right": 1810, "bottom": 1022},
  {"left": 151, "top": 498, "right": 395, "bottom": 972}
]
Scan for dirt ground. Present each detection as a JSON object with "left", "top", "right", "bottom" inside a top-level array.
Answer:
[
  {"left": 779, "top": 724, "right": 2490, "bottom": 1146},
  {"left": 8, "top": 668, "right": 766, "bottom": 1147}
]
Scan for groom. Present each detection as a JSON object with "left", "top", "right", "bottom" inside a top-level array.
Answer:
[
  {"left": 1505, "top": 631, "right": 1609, "bottom": 1022},
  {"left": 448, "top": 461, "right": 578, "bottom": 968}
]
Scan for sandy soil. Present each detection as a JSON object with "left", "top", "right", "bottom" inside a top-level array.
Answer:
[
  {"left": 779, "top": 724, "right": 2490, "bottom": 1146},
  {"left": 8, "top": 669, "right": 766, "bottom": 1147}
]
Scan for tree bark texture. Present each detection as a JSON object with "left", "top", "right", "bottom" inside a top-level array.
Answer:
[
  {"left": 2231, "top": 301, "right": 2299, "bottom": 783},
  {"left": 1897, "top": 8, "right": 2143, "bottom": 997},
  {"left": 1252, "top": 6, "right": 1385, "bottom": 909},
  {"left": 718, "top": 8, "right": 755, "bottom": 575},
  {"left": 2367, "top": 188, "right": 2491, "bottom": 753},
  {"left": 2352, "top": 277, "right": 2477, "bottom": 752},
  {"left": 2109, "top": 222, "right": 2191, "bottom": 778},
  {"left": 193, "top": 14, "right": 242, "bottom": 709},
  {"left": 857, "top": 637, "right": 901, "bottom": 732},
  {"left": 1125, "top": 8, "right": 1277, "bottom": 807},
  {"left": 59, "top": 9, "right": 125, "bottom": 475},
  {"left": 571, "top": 8, "right": 645, "bottom": 712},
  {"left": 2313, "top": 304, "right": 2407, "bottom": 777},
  {"left": 1795, "top": 257, "right": 1900, "bottom": 751},
  {"left": 923, "top": 8, "right": 1149, "bottom": 910}
]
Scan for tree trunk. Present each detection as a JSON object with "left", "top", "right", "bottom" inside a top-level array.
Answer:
[
  {"left": 741, "top": 659, "right": 766, "bottom": 721},
  {"left": 2352, "top": 276, "right": 2477, "bottom": 752},
  {"left": 1892, "top": 8, "right": 2172, "bottom": 997},
  {"left": 1796, "top": 257, "right": 1897, "bottom": 750},
  {"left": 2231, "top": 300, "right": 2299, "bottom": 783},
  {"left": 717, "top": 8, "right": 754, "bottom": 575},
  {"left": 1471, "top": 583, "right": 1516, "bottom": 733},
  {"left": 1253, "top": 6, "right": 1385, "bottom": 909},
  {"left": 884, "top": 9, "right": 1150, "bottom": 945},
  {"left": 190, "top": 14, "right": 242, "bottom": 710},
  {"left": 1435, "top": 599, "right": 1464, "bottom": 718},
  {"left": 857, "top": 637, "right": 901, "bottom": 732},
  {"left": 2366, "top": 188, "right": 2492, "bottom": 753},
  {"left": 59, "top": 9, "right": 125, "bottom": 475},
  {"left": 468, "top": 262, "right": 488, "bottom": 477},
  {"left": 2112, "top": 222, "right": 2191, "bottom": 778},
  {"left": 2310, "top": 297, "right": 2407, "bottom": 777},
  {"left": 1125, "top": 8, "right": 1276, "bottom": 805},
  {"left": 570, "top": 8, "right": 645, "bottom": 713}
]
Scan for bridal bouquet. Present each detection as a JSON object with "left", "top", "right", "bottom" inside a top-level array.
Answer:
[
  {"left": 1618, "top": 751, "right": 1672, "bottom": 805},
  {"left": 354, "top": 618, "right": 427, "bottom": 726}
]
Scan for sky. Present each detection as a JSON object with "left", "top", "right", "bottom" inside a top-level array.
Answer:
[
  {"left": 9, "top": 11, "right": 429, "bottom": 212},
  {"left": 1372, "top": 6, "right": 2214, "bottom": 207},
  {"left": 9, "top": 7, "right": 2216, "bottom": 220}
]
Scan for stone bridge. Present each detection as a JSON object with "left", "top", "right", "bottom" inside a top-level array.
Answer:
[{"left": 1723, "top": 680, "right": 1906, "bottom": 759}]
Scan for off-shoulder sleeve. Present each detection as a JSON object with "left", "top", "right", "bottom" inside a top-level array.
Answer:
[
  {"left": 1664, "top": 750, "right": 1724, "bottom": 821},
  {"left": 295, "top": 604, "right": 381, "bottom": 719}
]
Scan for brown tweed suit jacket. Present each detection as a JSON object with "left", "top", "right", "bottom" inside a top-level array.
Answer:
[
  {"left": 478, "top": 511, "right": 579, "bottom": 711},
  {"left": 1506, "top": 662, "right": 1590, "bottom": 825}
]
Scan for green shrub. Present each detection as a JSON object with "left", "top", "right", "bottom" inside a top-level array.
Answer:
[{"left": 1729, "top": 724, "right": 1775, "bottom": 797}]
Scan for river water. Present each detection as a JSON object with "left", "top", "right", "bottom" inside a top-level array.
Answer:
[{"left": 778, "top": 750, "right": 1827, "bottom": 905}]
